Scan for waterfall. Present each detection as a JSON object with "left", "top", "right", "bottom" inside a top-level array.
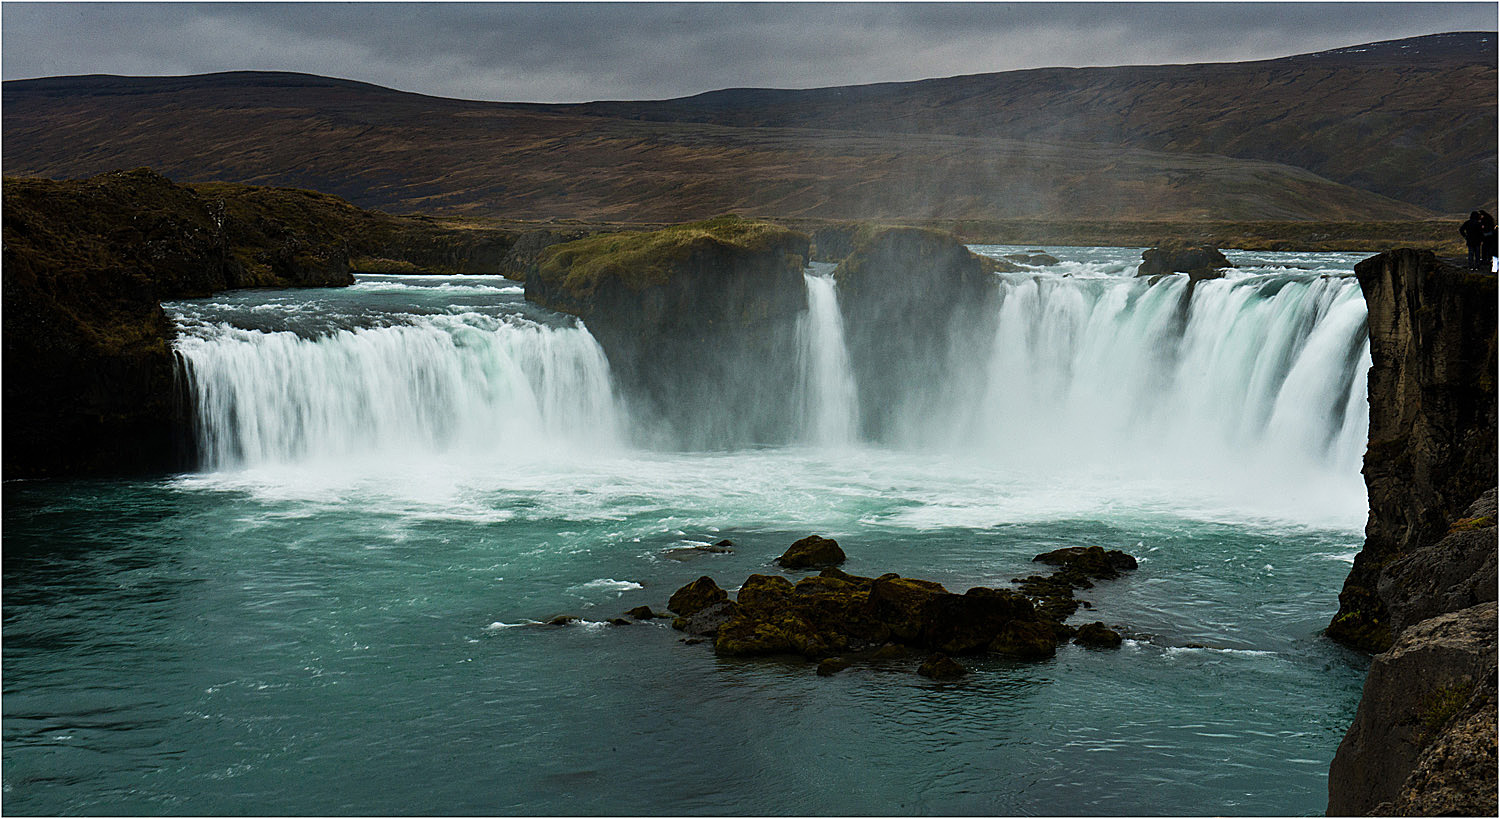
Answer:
[
  {"left": 967, "top": 272, "right": 1370, "bottom": 486},
  {"left": 798, "top": 272, "right": 860, "bottom": 446},
  {"left": 171, "top": 264, "right": 1372, "bottom": 500},
  {"left": 174, "top": 313, "right": 622, "bottom": 469}
]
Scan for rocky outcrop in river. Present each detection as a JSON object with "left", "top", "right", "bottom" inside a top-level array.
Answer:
[
  {"left": 1325, "top": 249, "right": 1498, "bottom": 816},
  {"left": 833, "top": 227, "right": 1001, "bottom": 441},
  {"left": 663, "top": 540, "right": 1137, "bottom": 675},
  {"left": 525, "top": 215, "right": 811, "bottom": 447}
]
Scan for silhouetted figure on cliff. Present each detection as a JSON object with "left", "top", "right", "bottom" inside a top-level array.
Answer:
[
  {"left": 1461, "top": 211, "right": 1485, "bottom": 269},
  {"left": 1481, "top": 211, "right": 1498, "bottom": 272}
]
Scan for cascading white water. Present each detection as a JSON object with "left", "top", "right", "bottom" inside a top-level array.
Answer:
[
  {"left": 797, "top": 272, "right": 860, "bottom": 446},
  {"left": 966, "top": 270, "right": 1370, "bottom": 497},
  {"left": 175, "top": 312, "right": 622, "bottom": 469}
]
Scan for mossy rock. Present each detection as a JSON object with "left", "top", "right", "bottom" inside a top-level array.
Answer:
[
  {"left": 667, "top": 576, "right": 728, "bottom": 617},
  {"left": 536, "top": 215, "right": 806, "bottom": 300},
  {"left": 776, "top": 535, "right": 846, "bottom": 570}
]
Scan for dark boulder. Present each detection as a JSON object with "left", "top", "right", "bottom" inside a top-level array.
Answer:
[
  {"left": 667, "top": 576, "right": 728, "bottom": 617},
  {"left": 989, "top": 620, "right": 1060, "bottom": 659},
  {"left": 1033, "top": 546, "right": 1138, "bottom": 579},
  {"left": 920, "top": 587, "right": 1038, "bottom": 655},
  {"left": 673, "top": 600, "right": 739, "bottom": 637},
  {"left": 1136, "top": 241, "right": 1232, "bottom": 279},
  {"left": 626, "top": 606, "right": 665, "bottom": 620},
  {"left": 1074, "top": 622, "right": 1124, "bottom": 648},
  {"left": 776, "top": 535, "right": 846, "bottom": 569},
  {"left": 1003, "top": 252, "right": 1060, "bottom": 266}
]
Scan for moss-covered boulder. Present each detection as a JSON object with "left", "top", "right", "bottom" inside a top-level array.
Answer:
[
  {"left": 667, "top": 576, "right": 728, "bottom": 617},
  {"left": 921, "top": 587, "right": 1039, "bottom": 655},
  {"left": 525, "top": 215, "right": 811, "bottom": 447},
  {"left": 867, "top": 574, "right": 951, "bottom": 642},
  {"left": 776, "top": 535, "right": 846, "bottom": 570}
]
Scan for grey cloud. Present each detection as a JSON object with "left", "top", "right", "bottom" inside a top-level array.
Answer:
[{"left": 3, "top": 2, "right": 1494, "bottom": 102}]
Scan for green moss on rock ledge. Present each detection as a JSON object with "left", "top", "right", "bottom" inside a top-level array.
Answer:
[{"left": 538, "top": 215, "right": 803, "bottom": 298}]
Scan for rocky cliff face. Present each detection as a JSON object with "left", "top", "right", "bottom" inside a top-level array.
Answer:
[
  {"left": 833, "top": 227, "right": 999, "bottom": 442},
  {"left": 2, "top": 169, "right": 517, "bottom": 477},
  {"left": 1327, "top": 250, "right": 1497, "bottom": 652},
  {"left": 525, "top": 216, "right": 811, "bottom": 447},
  {"left": 1325, "top": 249, "right": 1498, "bottom": 816}
]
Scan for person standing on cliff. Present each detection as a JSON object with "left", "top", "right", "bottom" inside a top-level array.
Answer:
[
  {"left": 1480, "top": 210, "right": 1498, "bottom": 272},
  {"left": 1460, "top": 211, "right": 1485, "bottom": 269}
]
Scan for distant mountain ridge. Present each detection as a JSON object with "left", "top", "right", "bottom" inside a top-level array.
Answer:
[{"left": 4, "top": 32, "right": 1493, "bottom": 222}]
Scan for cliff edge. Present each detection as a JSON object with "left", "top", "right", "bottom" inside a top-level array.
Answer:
[
  {"left": 1325, "top": 249, "right": 1498, "bottom": 815},
  {"left": 2, "top": 169, "right": 522, "bottom": 477}
]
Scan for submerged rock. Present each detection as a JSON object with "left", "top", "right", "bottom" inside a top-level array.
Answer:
[
  {"left": 625, "top": 605, "right": 666, "bottom": 620},
  {"left": 917, "top": 653, "right": 967, "bottom": 680},
  {"left": 816, "top": 657, "right": 853, "bottom": 677},
  {"left": 776, "top": 535, "right": 846, "bottom": 570}
]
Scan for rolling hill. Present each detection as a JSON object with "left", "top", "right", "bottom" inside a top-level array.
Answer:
[{"left": 3, "top": 32, "right": 1492, "bottom": 224}]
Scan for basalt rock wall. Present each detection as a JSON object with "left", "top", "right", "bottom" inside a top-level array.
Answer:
[
  {"left": 1325, "top": 249, "right": 1498, "bottom": 815},
  {"left": 833, "top": 227, "right": 1001, "bottom": 443},
  {"left": 1328, "top": 250, "right": 1497, "bottom": 652},
  {"left": 525, "top": 216, "right": 811, "bottom": 447}
]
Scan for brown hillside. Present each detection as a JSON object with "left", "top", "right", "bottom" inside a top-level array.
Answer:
[
  {"left": 3, "top": 33, "right": 1487, "bottom": 223},
  {"left": 547, "top": 32, "right": 1498, "bottom": 215}
]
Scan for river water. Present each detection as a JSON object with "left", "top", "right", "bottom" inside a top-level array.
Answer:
[{"left": 3, "top": 246, "right": 1371, "bottom": 815}]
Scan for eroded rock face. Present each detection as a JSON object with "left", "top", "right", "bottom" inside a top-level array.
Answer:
[
  {"left": 1390, "top": 668, "right": 1498, "bottom": 816},
  {"left": 1327, "top": 602, "right": 1498, "bottom": 816},
  {"left": 832, "top": 227, "right": 999, "bottom": 442},
  {"left": 525, "top": 216, "right": 811, "bottom": 447},
  {"left": 1377, "top": 489, "right": 1498, "bottom": 638},
  {"left": 1328, "top": 250, "right": 1498, "bottom": 652}
]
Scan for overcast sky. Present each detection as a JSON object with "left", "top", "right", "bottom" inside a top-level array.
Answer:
[{"left": 3, "top": 2, "right": 1494, "bottom": 102}]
